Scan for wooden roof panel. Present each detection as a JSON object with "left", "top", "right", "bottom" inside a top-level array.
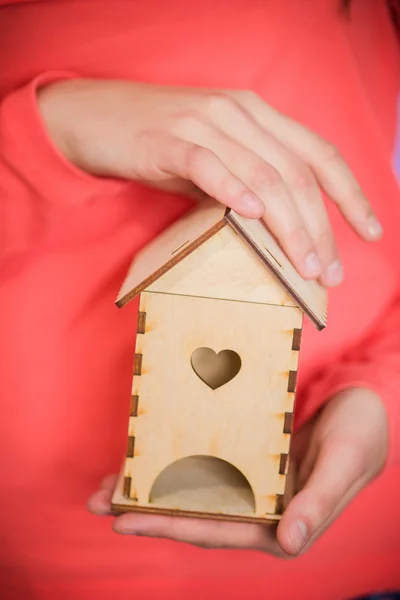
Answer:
[
  {"left": 225, "top": 211, "right": 327, "bottom": 329},
  {"left": 116, "top": 200, "right": 327, "bottom": 329},
  {"left": 116, "top": 200, "right": 226, "bottom": 307}
]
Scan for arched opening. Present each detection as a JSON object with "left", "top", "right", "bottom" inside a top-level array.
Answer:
[{"left": 149, "top": 456, "right": 255, "bottom": 515}]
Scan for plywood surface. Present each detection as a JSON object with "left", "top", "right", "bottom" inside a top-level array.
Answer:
[
  {"left": 114, "top": 291, "right": 302, "bottom": 519},
  {"left": 149, "top": 455, "right": 255, "bottom": 513},
  {"left": 116, "top": 199, "right": 226, "bottom": 307},
  {"left": 116, "top": 200, "right": 327, "bottom": 329},
  {"left": 147, "top": 224, "right": 298, "bottom": 307},
  {"left": 112, "top": 470, "right": 281, "bottom": 524},
  {"left": 226, "top": 212, "right": 327, "bottom": 329}
]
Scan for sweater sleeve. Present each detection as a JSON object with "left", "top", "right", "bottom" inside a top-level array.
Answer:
[
  {"left": 300, "top": 296, "right": 400, "bottom": 467},
  {"left": 0, "top": 72, "right": 128, "bottom": 262},
  {"left": 0, "top": 0, "right": 39, "bottom": 5}
]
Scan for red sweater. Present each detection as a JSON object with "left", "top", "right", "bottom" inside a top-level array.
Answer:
[{"left": 1, "top": 1, "right": 400, "bottom": 599}]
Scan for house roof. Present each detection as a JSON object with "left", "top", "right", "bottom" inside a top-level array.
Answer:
[{"left": 116, "top": 199, "right": 327, "bottom": 330}]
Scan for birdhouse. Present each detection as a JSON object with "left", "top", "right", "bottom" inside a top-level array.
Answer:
[{"left": 111, "top": 200, "right": 327, "bottom": 524}]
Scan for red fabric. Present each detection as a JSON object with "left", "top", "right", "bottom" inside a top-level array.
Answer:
[
  {"left": 1, "top": 1, "right": 400, "bottom": 598},
  {"left": 0, "top": 0, "right": 37, "bottom": 4}
]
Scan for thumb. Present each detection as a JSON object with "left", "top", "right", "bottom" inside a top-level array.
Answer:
[{"left": 277, "top": 441, "right": 364, "bottom": 556}]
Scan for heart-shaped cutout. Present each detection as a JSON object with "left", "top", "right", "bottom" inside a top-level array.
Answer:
[{"left": 191, "top": 347, "right": 242, "bottom": 390}]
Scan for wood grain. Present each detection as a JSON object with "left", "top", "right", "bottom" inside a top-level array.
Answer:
[
  {"left": 112, "top": 291, "right": 302, "bottom": 520},
  {"left": 149, "top": 455, "right": 256, "bottom": 514},
  {"left": 112, "top": 471, "right": 281, "bottom": 524},
  {"left": 147, "top": 225, "right": 297, "bottom": 307},
  {"left": 116, "top": 200, "right": 226, "bottom": 307},
  {"left": 116, "top": 201, "right": 327, "bottom": 331},
  {"left": 226, "top": 211, "right": 327, "bottom": 329}
]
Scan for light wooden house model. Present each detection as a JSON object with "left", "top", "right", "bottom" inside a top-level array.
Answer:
[{"left": 111, "top": 200, "right": 327, "bottom": 524}]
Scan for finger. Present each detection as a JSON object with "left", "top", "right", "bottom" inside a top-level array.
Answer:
[
  {"left": 230, "top": 90, "right": 383, "bottom": 241},
  {"left": 283, "top": 181, "right": 342, "bottom": 288},
  {"left": 267, "top": 156, "right": 342, "bottom": 286},
  {"left": 152, "top": 133, "right": 265, "bottom": 219},
  {"left": 173, "top": 119, "right": 322, "bottom": 280},
  {"left": 230, "top": 156, "right": 325, "bottom": 281},
  {"left": 277, "top": 441, "right": 364, "bottom": 555},
  {"left": 195, "top": 94, "right": 340, "bottom": 284},
  {"left": 87, "top": 488, "right": 114, "bottom": 516},
  {"left": 100, "top": 474, "right": 118, "bottom": 491},
  {"left": 113, "top": 512, "right": 285, "bottom": 555},
  {"left": 283, "top": 131, "right": 382, "bottom": 242},
  {"left": 302, "top": 477, "right": 364, "bottom": 552},
  {"left": 226, "top": 143, "right": 339, "bottom": 284}
]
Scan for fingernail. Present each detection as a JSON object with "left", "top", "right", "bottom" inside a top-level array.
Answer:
[
  {"left": 305, "top": 251, "right": 322, "bottom": 277},
  {"left": 289, "top": 520, "right": 308, "bottom": 553},
  {"left": 325, "top": 259, "right": 344, "bottom": 286},
  {"left": 365, "top": 216, "right": 383, "bottom": 239},
  {"left": 240, "top": 192, "right": 265, "bottom": 216}
]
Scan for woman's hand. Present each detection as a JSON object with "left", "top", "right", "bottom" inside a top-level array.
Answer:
[
  {"left": 88, "top": 388, "right": 388, "bottom": 557},
  {"left": 38, "top": 80, "right": 382, "bottom": 287}
]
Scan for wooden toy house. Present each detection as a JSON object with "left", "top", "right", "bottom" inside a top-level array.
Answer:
[{"left": 111, "top": 200, "right": 327, "bottom": 524}]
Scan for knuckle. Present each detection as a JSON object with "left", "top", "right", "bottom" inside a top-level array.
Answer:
[
  {"left": 311, "top": 491, "right": 334, "bottom": 525},
  {"left": 220, "top": 174, "right": 242, "bottom": 200},
  {"left": 185, "top": 144, "right": 208, "bottom": 170},
  {"left": 286, "top": 164, "right": 317, "bottom": 192},
  {"left": 204, "top": 92, "right": 240, "bottom": 116},
  {"left": 134, "top": 127, "right": 160, "bottom": 145},
  {"left": 250, "top": 162, "right": 283, "bottom": 191},
  {"left": 287, "top": 224, "right": 313, "bottom": 250},
  {"left": 314, "top": 228, "right": 336, "bottom": 253},
  {"left": 233, "top": 88, "right": 259, "bottom": 103},
  {"left": 350, "top": 187, "right": 374, "bottom": 216},
  {"left": 172, "top": 110, "right": 205, "bottom": 138},
  {"left": 318, "top": 141, "right": 342, "bottom": 164}
]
